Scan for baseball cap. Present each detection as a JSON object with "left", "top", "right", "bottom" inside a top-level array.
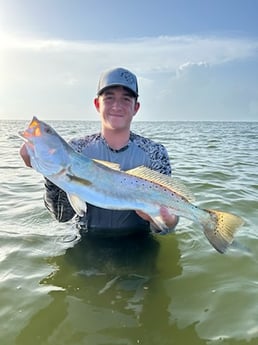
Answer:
[{"left": 97, "top": 67, "right": 139, "bottom": 97}]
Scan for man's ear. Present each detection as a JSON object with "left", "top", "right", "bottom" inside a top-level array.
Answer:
[
  {"left": 94, "top": 97, "right": 100, "bottom": 111},
  {"left": 133, "top": 101, "right": 140, "bottom": 116}
]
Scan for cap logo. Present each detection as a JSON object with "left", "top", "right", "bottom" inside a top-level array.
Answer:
[{"left": 120, "top": 71, "right": 135, "bottom": 85}]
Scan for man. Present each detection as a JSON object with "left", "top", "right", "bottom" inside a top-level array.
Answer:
[{"left": 20, "top": 67, "right": 178, "bottom": 236}]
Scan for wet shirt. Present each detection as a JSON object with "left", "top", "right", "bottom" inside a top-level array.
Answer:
[{"left": 44, "top": 132, "right": 172, "bottom": 236}]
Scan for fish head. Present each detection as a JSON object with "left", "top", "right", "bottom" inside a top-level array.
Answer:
[{"left": 19, "top": 116, "right": 70, "bottom": 176}]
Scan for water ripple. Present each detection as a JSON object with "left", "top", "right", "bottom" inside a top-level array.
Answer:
[{"left": 1, "top": 120, "right": 258, "bottom": 344}]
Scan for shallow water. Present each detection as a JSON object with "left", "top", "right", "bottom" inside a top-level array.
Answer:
[{"left": 0, "top": 120, "right": 258, "bottom": 345}]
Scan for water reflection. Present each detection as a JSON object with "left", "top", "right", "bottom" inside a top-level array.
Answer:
[{"left": 16, "top": 233, "right": 206, "bottom": 345}]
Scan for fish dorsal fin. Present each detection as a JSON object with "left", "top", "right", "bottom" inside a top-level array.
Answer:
[
  {"left": 125, "top": 166, "right": 195, "bottom": 202},
  {"left": 93, "top": 159, "right": 121, "bottom": 171}
]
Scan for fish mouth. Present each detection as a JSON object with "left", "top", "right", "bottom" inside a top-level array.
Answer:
[{"left": 18, "top": 116, "right": 42, "bottom": 142}]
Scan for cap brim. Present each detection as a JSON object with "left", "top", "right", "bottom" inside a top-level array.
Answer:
[{"left": 97, "top": 84, "right": 138, "bottom": 97}]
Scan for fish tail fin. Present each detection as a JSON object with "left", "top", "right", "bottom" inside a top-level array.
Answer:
[{"left": 202, "top": 209, "right": 244, "bottom": 254}]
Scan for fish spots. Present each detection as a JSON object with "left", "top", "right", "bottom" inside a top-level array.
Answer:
[{"left": 120, "top": 176, "right": 150, "bottom": 189}]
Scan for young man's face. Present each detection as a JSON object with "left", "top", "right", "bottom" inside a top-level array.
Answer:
[{"left": 94, "top": 86, "right": 140, "bottom": 131}]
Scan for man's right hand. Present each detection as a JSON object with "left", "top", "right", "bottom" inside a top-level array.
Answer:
[{"left": 20, "top": 144, "right": 32, "bottom": 167}]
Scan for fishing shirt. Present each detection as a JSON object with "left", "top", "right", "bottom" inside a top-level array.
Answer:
[{"left": 44, "top": 132, "right": 172, "bottom": 236}]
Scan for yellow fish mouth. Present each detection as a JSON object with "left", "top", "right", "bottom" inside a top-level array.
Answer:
[{"left": 19, "top": 116, "right": 42, "bottom": 142}]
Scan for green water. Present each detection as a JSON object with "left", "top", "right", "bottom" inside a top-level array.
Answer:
[{"left": 1, "top": 120, "right": 258, "bottom": 344}]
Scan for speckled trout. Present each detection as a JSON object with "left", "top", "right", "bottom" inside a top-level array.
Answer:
[{"left": 19, "top": 117, "right": 244, "bottom": 253}]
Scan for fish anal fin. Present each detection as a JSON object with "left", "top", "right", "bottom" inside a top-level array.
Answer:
[
  {"left": 67, "top": 193, "right": 86, "bottom": 217},
  {"left": 140, "top": 210, "right": 172, "bottom": 235},
  {"left": 151, "top": 215, "right": 170, "bottom": 234},
  {"left": 126, "top": 166, "right": 194, "bottom": 202}
]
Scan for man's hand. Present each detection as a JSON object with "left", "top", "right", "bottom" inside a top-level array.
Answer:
[
  {"left": 20, "top": 144, "right": 32, "bottom": 167},
  {"left": 136, "top": 206, "right": 179, "bottom": 232}
]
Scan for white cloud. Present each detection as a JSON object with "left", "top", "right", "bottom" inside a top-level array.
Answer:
[
  {"left": 1, "top": 33, "right": 258, "bottom": 121},
  {"left": 178, "top": 61, "right": 209, "bottom": 72}
]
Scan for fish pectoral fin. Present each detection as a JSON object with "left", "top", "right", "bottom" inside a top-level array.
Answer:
[
  {"left": 67, "top": 193, "right": 86, "bottom": 217},
  {"left": 66, "top": 173, "right": 92, "bottom": 186}
]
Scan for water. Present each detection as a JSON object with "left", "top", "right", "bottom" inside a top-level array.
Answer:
[{"left": 0, "top": 120, "right": 258, "bottom": 345}]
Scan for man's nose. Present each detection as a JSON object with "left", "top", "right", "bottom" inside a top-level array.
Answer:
[{"left": 111, "top": 99, "right": 123, "bottom": 108}]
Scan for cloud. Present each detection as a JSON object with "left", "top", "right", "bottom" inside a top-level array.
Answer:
[
  {"left": 178, "top": 61, "right": 209, "bottom": 72},
  {"left": 1, "top": 33, "right": 258, "bottom": 120},
  {"left": 2, "top": 33, "right": 258, "bottom": 68}
]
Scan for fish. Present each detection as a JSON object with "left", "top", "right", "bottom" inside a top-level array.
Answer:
[{"left": 19, "top": 116, "right": 244, "bottom": 253}]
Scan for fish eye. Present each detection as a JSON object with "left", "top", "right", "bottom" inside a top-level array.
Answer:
[{"left": 45, "top": 126, "right": 53, "bottom": 134}]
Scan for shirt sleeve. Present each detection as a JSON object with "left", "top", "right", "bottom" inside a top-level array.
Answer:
[
  {"left": 131, "top": 133, "right": 172, "bottom": 176},
  {"left": 149, "top": 143, "right": 172, "bottom": 175}
]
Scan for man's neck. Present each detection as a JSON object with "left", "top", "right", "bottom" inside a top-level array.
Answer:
[{"left": 101, "top": 128, "right": 130, "bottom": 150}]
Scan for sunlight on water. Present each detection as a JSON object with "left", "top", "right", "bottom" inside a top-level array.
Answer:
[{"left": 0, "top": 120, "right": 258, "bottom": 345}]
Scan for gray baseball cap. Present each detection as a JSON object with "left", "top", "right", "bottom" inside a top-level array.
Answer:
[{"left": 97, "top": 67, "right": 139, "bottom": 97}]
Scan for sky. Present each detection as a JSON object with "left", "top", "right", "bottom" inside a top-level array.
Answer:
[{"left": 1, "top": 0, "right": 258, "bottom": 121}]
